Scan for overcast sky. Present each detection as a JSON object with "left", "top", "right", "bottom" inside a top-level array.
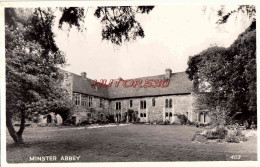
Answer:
[{"left": 54, "top": 5, "right": 251, "bottom": 80}]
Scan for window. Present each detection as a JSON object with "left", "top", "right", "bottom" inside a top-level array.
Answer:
[
  {"left": 169, "top": 99, "right": 172, "bottom": 108},
  {"left": 165, "top": 98, "right": 172, "bottom": 108},
  {"left": 140, "top": 113, "right": 143, "bottom": 117},
  {"left": 130, "top": 100, "right": 133, "bottom": 107},
  {"left": 140, "top": 100, "right": 146, "bottom": 109},
  {"left": 165, "top": 112, "right": 168, "bottom": 117},
  {"left": 82, "top": 99, "right": 87, "bottom": 106},
  {"left": 152, "top": 98, "right": 156, "bottom": 107},
  {"left": 169, "top": 112, "right": 173, "bottom": 117},
  {"left": 143, "top": 113, "right": 146, "bottom": 117},
  {"left": 116, "top": 102, "right": 121, "bottom": 110},
  {"left": 100, "top": 98, "right": 104, "bottom": 108},
  {"left": 88, "top": 96, "right": 93, "bottom": 107},
  {"left": 74, "top": 94, "right": 80, "bottom": 105}
]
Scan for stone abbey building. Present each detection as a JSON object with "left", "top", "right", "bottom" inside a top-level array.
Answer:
[{"left": 61, "top": 68, "right": 210, "bottom": 124}]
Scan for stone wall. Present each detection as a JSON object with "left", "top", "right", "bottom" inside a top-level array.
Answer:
[
  {"left": 72, "top": 93, "right": 110, "bottom": 123},
  {"left": 109, "top": 94, "right": 196, "bottom": 123},
  {"left": 60, "top": 71, "right": 199, "bottom": 124}
]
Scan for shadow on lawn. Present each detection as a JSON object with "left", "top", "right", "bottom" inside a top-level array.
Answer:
[{"left": 7, "top": 139, "right": 88, "bottom": 153}]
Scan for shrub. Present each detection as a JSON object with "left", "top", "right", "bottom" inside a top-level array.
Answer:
[
  {"left": 174, "top": 114, "right": 188, "bottom": 125},
  {"left": 171, "top": 122, "right": 181, "bottom": 125},
  {"left": 106, "top": 114, "right": 115, "bottom": 123},
  {"left": 158, "top": 120, "right": 170, "bottom": 125},
  {"left": 165, "top": 120, "right": 170, "bottom": 125},
  {"left": 136, "top": 118, "right": 140, "bottom": 123},
  {"left": 192, "top": 131, "right": 208, "bottom": 143},
  {"left": 213, "top": 125, "right": 228, "bottom": 139},
  {"left": 205, "top": 131, "right": 219, "bottom": 139},
  {"left": 199, "top": 122, "right": 205, "bottom": 127},
  {"left": 62, "top": 119, "right": 74, "bottom": 126},
  {"left": 195, "top": 121, "right": 200, "bottom": 127},
  {"left": 198, "top": 125, "right": 228, "bottom": 140},
  {"left": 79, "top": 119, "right": 91, "bottom": 126},
  {"left": 204, "top": 123, "right": 211, "bottom": 127},
  {"left": 226, "top": 133, "right": 247, "bottom": 143},
  {"left": 186, "top": 120, "right": 192, "bottom": 125},
  {"left": 226, "top": 129, "right": 247, "bottom": 143}
]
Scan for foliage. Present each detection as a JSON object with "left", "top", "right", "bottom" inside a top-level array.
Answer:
[
  {"left": 5, "top": 8, "right": 73, "bottom": 144},
  {"left": 106, "top": 114, "right": 116, "bottom": 123},
  {"left": 94, "top": 6, "right": 154, "bottom": 45},
  {"left": 158, "top": 120, "right": 170, "bottom": 125},
  {"left": 174, "top": 113, "right": 188, "bottom": 125},
  {"left": 186, "top": 21, "right": 256, "bottom": 127},
  {"left": 193, "top": 125, "right": 247, "bottom": 143},
  {"left": 58, "top": 6, "right": 154, "bottom": 45},
  {"left": 207, "top": 126, "right": 228, "bottom": 139},
  {"left": 192, "top": 131, "right": 208, "bottom": 143},
  {"left": 6, "top": 7, "right": 153, "bottom": 143},
  {"left": 216, "top": 5, "right": 255, "bottom": 24},
  {"left": 78, "top": 119, "right": 92, "bottom": 126},
  {"left": 226, "top": 129, "right": 247, "bottom": 143},
  {"left": 59, "top": 7, "right": 85, "bottom": 31}
]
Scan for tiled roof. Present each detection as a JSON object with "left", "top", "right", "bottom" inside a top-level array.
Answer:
[
  {"left": 107, "top": 72, "right": 193, "bottom": 99},
  {"left": 72, "top": 73, "right": 109, "bottom": 98},
  {"left": 71, "top": 71, "right": 193, "bottom": 99}
]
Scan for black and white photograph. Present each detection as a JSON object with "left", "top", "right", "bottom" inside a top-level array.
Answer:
[{"left": 0, "top": 1, "right": 258, "bottom": 166}]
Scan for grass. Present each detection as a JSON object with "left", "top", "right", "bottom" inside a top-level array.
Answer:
[{"left": 6, "top": 124, "right": 257, "bottom": 163}]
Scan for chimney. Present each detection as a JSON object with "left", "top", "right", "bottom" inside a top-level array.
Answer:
[
  {"left": 81, "top": 72, "right": 87, "bottom": 78},
  {"left": 165, "top": 68, "right": 172, "bottom": 79}
]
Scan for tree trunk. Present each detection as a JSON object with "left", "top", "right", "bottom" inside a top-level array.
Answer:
[
  {"left": 17, "top": 110, "right": 26, "bottom": 143},
  {"left": 6, "top": 111, "right": 19, "bottom": 143},
  {"left": 6, "top": 110, "right": 25, "bottom": 144}
]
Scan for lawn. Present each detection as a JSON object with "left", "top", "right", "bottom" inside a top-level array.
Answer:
[{"left": 6, "top": 124, "right": 257, "bottom": 163}]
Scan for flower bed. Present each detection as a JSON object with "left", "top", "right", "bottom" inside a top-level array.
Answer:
[{"left": 192, "top": 125, "right": 248, "bottom": 143}]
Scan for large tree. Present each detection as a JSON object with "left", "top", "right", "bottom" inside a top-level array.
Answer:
[
  {"left": 186, "top": 5, "right": 256, "bottom": 126},
  {"left": 6, "top": 8, "right": 72, "bottom": 144},
  {"left": 5, "top": 6, "right": 154, "bottom": 144}
]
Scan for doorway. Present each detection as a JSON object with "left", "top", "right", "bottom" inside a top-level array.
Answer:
[{"left": 47, "top": 115, "right": 52, "bottom": 124}]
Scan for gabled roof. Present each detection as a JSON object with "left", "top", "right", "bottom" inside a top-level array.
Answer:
[
  {"left": 70, "top": 71, "right": 193, "bottom": 99},
  {"left": 72, "top": 73, "right": 109, "bottom": 98},
  {"left": 107, "top": 72, "right": 193, "bottom": 99}
]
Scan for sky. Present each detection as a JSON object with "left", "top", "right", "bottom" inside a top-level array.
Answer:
[{"left": 53, "top": 5, "right": 251, "bottom": 81}]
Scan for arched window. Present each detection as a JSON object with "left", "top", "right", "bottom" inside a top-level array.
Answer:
[
  {"left": 165, "top": 112, "right": 168, "bottom": 117},
  {"left": 116, "top": 102, "right": 121, "bottom": 110},
  {"left": 152, "top": 98, "right": 156, "bottom": 107},
  {"left": 165, "top": 99, "right": 168, "bottom": 108},
  {"left": 140, "top": 113, "right": 143, "bottom": 117},
  {"left": 130, "top": 100, "right": 133, "bottom": 107},
  {"left": 199, "top": 113, "right": 204, "bottom": 123},
  {"left": 144, "top": 113, "right": 146, "bottom": 117},
  {"left": 140, "top": 100, "right": 146, "bottom": 109},
  {"left": 140, "top": 101, "right": 143, "bottom": 109},
  {"left": 169, "top": 99, "right": 172, "bottom": 108},
  {"left": 169, "top": 112, "right": 173, "bottom": 117}
]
